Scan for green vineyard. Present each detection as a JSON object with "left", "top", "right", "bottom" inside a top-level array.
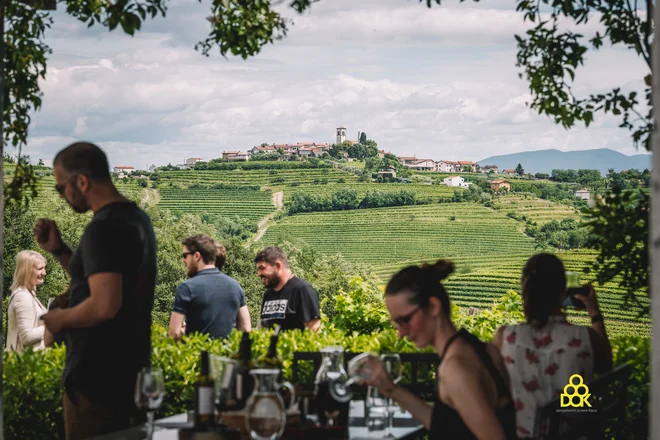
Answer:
[
  {"left": 489, "top": 194, "right": 580, "bottom": 224},
  {"left": 260, "top": 203, "right": 536, "bottom": 263},
  {"left": 158, "top": 187, "right": 274, "bottom": 222},
  {"left": 155, "top": 168, "right": 360, "bottom": 189},
  {"left": 281, "top": 182, "right": 460, "bottom": 203}
]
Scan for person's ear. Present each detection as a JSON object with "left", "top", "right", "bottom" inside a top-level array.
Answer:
[
  {"left": 428, "top": 297, "right": 442, "bottom": 318},
  {"left": 76, "top": 174, "right": 91, "bottom": 194}
]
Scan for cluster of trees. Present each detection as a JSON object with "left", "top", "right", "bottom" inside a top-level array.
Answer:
[
  {"left": 329, "top": 138, "right": 379, "bottom": 160},
  {"left": 525, "top": 218, "right": 590, "bottom": 250},
  {"left": 286, "top": 189, "right": 420, "bottom": 214},
  {"left": 550, "top": 169, "right": 603, "bottom": 187}
]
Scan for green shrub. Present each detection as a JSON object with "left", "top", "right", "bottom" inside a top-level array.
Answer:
[{"left": 3, "top": 294, "right": 649, "bottom": 439}]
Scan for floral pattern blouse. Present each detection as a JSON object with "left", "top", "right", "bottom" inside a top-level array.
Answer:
[{"left": 500, "top": 315, "right": 593, "bottom": 438}]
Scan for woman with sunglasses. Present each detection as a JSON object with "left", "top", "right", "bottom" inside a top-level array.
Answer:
[{"left": 360, "top": 260, "right": 516, "bottom": 439}]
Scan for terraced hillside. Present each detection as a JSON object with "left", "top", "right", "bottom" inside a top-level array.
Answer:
[
  {"left": 158, "top": 187, "right": 274, "bottom": 223},
  {"left": 260, "top": 203, "right": 536, "bottom": 263},
  {"left": 282, "top": 182, "right": 459, "bottom": 203},
  {"left": 490, "top": 194, "right": 580, "bottom": 224},
  {"left": 155, "top": 168, "right": 359, "bottom": 189}
]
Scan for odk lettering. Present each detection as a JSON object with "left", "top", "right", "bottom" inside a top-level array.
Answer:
[{"left": 560, "top": 374, "right": 592, "bottom": 408}]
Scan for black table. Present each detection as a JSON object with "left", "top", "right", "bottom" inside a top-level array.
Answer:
[{"left": 95, "top": 401, "right": 426, "bottom": 440}]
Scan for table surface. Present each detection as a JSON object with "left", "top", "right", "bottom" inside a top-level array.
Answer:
[{"left": 94, "top": 401, "right": 425, "bottom": 440}]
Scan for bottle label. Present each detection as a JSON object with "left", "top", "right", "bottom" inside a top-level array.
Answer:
[
  {"left": 236, "top": 374, "right": 243, "bottom": 400},
  {"left": 198, "top": 386, "right": 213, "bottom": 415}
]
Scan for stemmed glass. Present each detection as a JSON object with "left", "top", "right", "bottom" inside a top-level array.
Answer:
[
  {"left": 328, "top": 352, "right": 377, "bottom": 403},
  {"left": 135, "top": 367, "right": 166, "bottom": 440},
  {"left": 380, "top": 354, "right": 402, "bottom": 434}
]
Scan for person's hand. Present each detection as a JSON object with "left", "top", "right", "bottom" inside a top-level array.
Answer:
[
  {"left": 574, "top": 284, "right": 601, "bottom": 317},
  {"left": 51, "top": 289, "right": 71, "bottom": 309},
  {"left": 359, "top": 356, "right": 397, "bottom": 397},
  {"left": 33, "top": 219, "right": 65, "bottom": 254},
  {"left": 41, "top": 308, "right": 67, "bottom": 334}
]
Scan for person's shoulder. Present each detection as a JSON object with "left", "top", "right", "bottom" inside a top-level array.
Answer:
[
  {"left": 291, "top": 276, "right": 316, "bottom": 290},
  {"left": 218, "top": 272, "right": 243, "bottom": 289},
  {"left": 10, "top": 288, "right": 31, "bottom": 301}
]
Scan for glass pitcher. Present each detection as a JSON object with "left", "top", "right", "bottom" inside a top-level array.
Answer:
[
  {"left": 245, "top": 369, "right": 296, "bottom": 440},
  {"left": 315, "top": 346, "right": 351, "bottom": 427}
]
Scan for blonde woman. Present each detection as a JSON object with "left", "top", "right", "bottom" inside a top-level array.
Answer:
[{"left": 6, "top": 250, "right": 48, "bottom": 352}]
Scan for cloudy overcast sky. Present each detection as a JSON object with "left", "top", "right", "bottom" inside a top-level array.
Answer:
[{"left": 19, "top": 0, "right": 649, "bottom": 168}]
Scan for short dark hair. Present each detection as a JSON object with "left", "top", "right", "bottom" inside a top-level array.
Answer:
[
  {"left": 254, "top": 246, "right": 289, "bottom": 268},
  {"left": 53, "top": 142, "right": 112, "bottom": 181},
  {"left": 182, "top": 234, "right": 216, "bottom": 265},
  {"left": 215, "top": 243, "right": 227, "bottom": 271},
  {"left": 386, "top": 260, "right": 455, "bottom": 318},
  {"left": 521, "top": 253, "right": 566, "bottom": 328}
]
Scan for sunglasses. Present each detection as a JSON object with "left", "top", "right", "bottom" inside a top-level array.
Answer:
[
  {"left": 181, "top": 251, "right": 195, "bottom": 259},
  {"left": 390, "top": 307, "right": 421, "bottom": 328}
]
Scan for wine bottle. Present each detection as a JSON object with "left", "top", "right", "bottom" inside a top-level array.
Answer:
[
  {"left": 257, "top": 325, "right": 282, "bottom": 369},
  {"left": 193, "top": 350, "right": 215, "bottom": 430},
  {"left": 229, "top": 331, "right": 254, "bottom": 409}
]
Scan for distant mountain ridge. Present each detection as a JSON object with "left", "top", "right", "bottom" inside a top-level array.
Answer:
[{"left": 478, "top": 148, "right": 651, "bottom": 175}]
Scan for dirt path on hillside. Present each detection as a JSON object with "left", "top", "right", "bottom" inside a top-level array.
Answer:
[
  {"left": 251, "top": 191, "right": 284, "bottom": 244},
  {"left": 141, "top": 188, "right": 160, "bottom": 206}
]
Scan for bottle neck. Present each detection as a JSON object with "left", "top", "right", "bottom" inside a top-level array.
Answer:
[
  {"left": 201, "top": 352, "right": 210, "bottom": 376},
  {"left": 266, "top": 336, "right": 278, "bottom": 358}
]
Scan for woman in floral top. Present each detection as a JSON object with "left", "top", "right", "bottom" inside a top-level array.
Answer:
[{"left": 493, "top": 253, "right": 612, "bottom": 439}]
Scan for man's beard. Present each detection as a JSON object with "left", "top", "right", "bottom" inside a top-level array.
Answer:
[
  {"left": 187, "top": 265, "right": 199, "bottom": 278},
  {"left": 67, "top": 188, "right": 90, "bottom": 213},
  {"left": 263, "top": 273, "right": 281, "bottom": 289}
]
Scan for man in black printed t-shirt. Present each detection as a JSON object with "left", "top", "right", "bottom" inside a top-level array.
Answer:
[{"left": 255, "top": 247, "right": 321, "bottom": 332}]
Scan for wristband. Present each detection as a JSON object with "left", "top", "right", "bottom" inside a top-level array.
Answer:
[{"left": 590, "top": 314, "right": 604, "bottom": 324}]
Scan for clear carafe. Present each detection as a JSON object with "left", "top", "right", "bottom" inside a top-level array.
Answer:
[
  {"left": 245, "top": 368, "right": 296, "bottom": 440},
  {"left": 315, "top": 346, "right": 351, "bottom": 427}
]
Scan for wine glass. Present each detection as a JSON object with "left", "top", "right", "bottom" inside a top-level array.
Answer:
[
  {"left": 135, "top": 367, "right": 165, "bottom": 440},
  {"left": 328, "top": 352, "right": 377, "bottom": 403},
  {"left": 380, "top": 354, "right": 402, "bottom": 434}
]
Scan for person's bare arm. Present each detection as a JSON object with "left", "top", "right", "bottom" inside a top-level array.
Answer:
[
  {"left": 42, "top": 273, "right": 122, "bottom": 333},
  {"left": 575, "top": 287, "right": 613, "bottom": 374},
  {"left": 168, "top": 312, "right": 186, "bottom": 340},
  {"left": 442, "top": 356, "right": 508, "bottom": 440},
  {"left": 235, "top": 306, "right": 252, "bottom": 332},
  {"left": 493, "top": 326, "right": 505, "bottom": 350},
  {"left": 304, "top": 318, "right": 321, "bottom": 333},
  {"left": 362, "top": 357, "right": 433, "bottom": 429}
]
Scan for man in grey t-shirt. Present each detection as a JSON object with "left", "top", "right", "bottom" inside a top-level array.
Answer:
[{"left": 168, "top": 235, "right": 250, "bottom": 339}]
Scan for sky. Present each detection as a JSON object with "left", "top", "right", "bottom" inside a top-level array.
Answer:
[{"left": 16, "top": 0, "right": 650, "bottom": 168}]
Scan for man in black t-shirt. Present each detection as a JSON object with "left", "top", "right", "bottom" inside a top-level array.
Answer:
[
  {"left": 255, "top": 246, "right": 321, "bottom": 332},
  {"left": 35, "top": 142, "right": 157, "bottom": 440}
]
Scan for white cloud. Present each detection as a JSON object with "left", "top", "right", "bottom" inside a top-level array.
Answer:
[{"left": 19, "top": 0, "right": 649, "bottom": 168}]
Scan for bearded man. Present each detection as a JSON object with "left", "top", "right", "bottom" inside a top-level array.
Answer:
[{"left": 255, "top": 246, "right": 321, "bottom": 332}]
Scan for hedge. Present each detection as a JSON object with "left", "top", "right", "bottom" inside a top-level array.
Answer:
[{"left": 3, "top": 325, "right": 649, "bottom": 440}]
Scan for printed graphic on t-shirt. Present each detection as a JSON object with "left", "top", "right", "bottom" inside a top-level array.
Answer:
[{"left": 261, "top": 299, "right": 288, "bottom": 321}]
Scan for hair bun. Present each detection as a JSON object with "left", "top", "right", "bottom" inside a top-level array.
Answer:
[{"left": 421, "top": 259, "right": 455, "bottom": 281}]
